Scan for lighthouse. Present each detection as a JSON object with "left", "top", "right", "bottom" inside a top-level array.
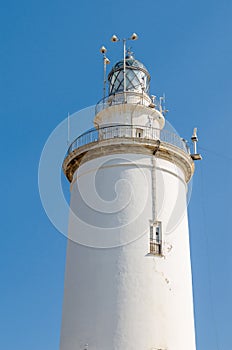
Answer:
[{"left": 60, "top": 35, "right": 199, "bottom": 350}]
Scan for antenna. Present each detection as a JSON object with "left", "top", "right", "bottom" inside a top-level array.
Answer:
[
  {"left": 67, "top": 112, "right": 70, "bottom": 146},
  {"left": 190, "top": 127, "right": 202, "bottom": 160}
]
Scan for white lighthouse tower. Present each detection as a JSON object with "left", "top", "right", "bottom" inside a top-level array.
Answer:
[{"left": 60, "top": 35, "right": 199, "bottom": 350}]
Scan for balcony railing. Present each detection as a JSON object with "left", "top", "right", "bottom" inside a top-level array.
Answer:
[
  {"left": 95, "top": 91, "right": 161, "bottom": 115},
  {"left": 150, "top": 241, "right": 162, "bottom": 256},
  {"left": 67, "top": 124, "right": 190, "bottom": 155}
]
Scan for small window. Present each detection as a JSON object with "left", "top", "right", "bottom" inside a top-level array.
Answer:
[
  {"left": 150, "top": 221, "right": 162, "bottom": 256},
  {"left": 136, "top": 128, "right": 143, "bottom": 138}
]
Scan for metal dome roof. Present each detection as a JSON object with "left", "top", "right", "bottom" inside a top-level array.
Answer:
[{"left": 110, "top": 55, "right": 149, "bottom": 74}]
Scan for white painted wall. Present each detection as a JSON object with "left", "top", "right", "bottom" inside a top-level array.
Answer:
[
  {"left": 60, "top": 152, "right": 196, "bottom": 350},
  {"left": 94, "top": 104, "right": 165, "bottom": 130}
]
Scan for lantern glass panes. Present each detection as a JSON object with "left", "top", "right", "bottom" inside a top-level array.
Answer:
[{"left": 108, "top": 58, "right": 150, "bottom": 96}]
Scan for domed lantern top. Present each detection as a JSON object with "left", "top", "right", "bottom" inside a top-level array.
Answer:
[{"left": 108, "top": 54, "right": 151, "bottom": 96}]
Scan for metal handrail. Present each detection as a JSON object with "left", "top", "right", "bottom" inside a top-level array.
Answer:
[
  {"left": 95, "top": 91, "right": 161, "bottom": 115},
  {"left": 67, "top": 124, "right": 189, "bottom": 154}
]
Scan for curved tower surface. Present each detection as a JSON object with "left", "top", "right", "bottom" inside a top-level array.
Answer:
[{"left": 60, "top": 47, "right": 197, "bottom": 350}]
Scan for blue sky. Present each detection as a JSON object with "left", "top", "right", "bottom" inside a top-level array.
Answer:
[{"left": 1, "top": 0, "right": 232, "bottom": 349}]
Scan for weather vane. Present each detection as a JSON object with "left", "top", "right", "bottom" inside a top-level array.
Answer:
[{"left": 126, "top": 46, "right": 134, "bottom": 57}]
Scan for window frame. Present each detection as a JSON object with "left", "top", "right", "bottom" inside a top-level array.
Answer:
[{"left": 150, "top": 221, "right": 162, "bottom": 256}]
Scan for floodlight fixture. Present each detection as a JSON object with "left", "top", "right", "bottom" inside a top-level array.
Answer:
[
  {"left": 130, "top": 33, "right": 138, "bottom": 41},
  {"left": 100, "top": 46, "right": 107, "bottom": 54}
]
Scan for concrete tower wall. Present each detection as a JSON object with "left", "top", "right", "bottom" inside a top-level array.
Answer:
[{"left": 60, "top": 151, "right": 196, "bottom": 350}]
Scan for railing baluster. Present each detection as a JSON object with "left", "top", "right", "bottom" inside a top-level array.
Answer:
[{"left": 68, "top": 124, "right": 188, "bottom": 156}]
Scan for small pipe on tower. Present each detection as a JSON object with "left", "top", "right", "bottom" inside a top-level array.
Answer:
[{"left": 191, "top": 128, "right": 202, "bottom": 160}]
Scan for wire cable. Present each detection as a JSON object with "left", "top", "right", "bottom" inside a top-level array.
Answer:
[{"left": 199, "top": 146, "right": 232, "bottom": 161}]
